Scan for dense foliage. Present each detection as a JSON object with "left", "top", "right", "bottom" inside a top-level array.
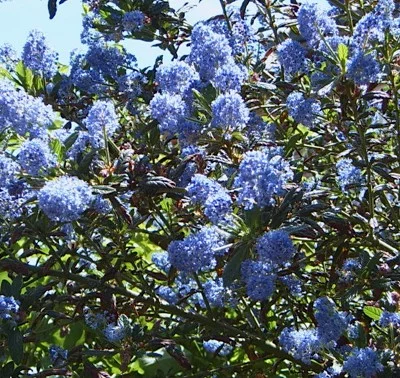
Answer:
[{"left": 1, "top": 0, "right": 400, "bottom": 376}]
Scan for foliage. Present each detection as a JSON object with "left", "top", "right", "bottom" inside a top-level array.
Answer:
[{"left": 1, "top": 0, "right": 400, "bottom": 377}]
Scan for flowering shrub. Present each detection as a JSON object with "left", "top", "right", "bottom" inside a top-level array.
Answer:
[{"left": 1, "top": 0, "right": 400, "bottom": 376}]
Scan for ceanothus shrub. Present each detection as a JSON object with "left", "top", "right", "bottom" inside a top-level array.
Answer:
[{"left": 0, "top": 0, "right": 399, "bottom": 377}]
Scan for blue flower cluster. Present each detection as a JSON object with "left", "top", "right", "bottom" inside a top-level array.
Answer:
[
  {"left": 351, "top": 0, "right": 394, "bottom": 50},
  {"left": 0, "top": 154, "right": 19, "bottom": 187},
  {"left": 201, "top": 278, "right": 226, "bottom": 308},
  {"left": 336, "top": 158, "right": 363, "bottom": 191},
  {"left": 38, "top": 176, "right": 94, "bottom": 222},
  {"left": 150, "top": 93, "right": 188, "bottom": 136},
  {"left": 18, "top": 139, "right": 56, "bottom": 175},
  {"left": 167, "top": 226, "right": 227, "bottom": 272},
  {"left": 314, "top": 297, "right": 350, "bottom": 346},
  {"left": 346, "top": 51, "right": 381, "bottom": 86},
  {"left": 22, "top": 30, "right": 58, "bottom": 78},
  {"left": 122, "top": 10, "right": 145, "bottom": 32},
  {"left": 156, "top": 61, "right": 199, "bottom": 96},
  {"left": 241, "top": 260, "right": 276, "bottom": 301},
  {"left": 343, "top": 347, "right": 383, "bottom": 378},
  {"left": 187, "top": 174, "right": 232, "bottom": 224},
  {"left": 277, "top": 39, "right": 308, "bottom": 76},
  {"left": 156, "top": 286, "right": 179, "bottom": 305},
  {"left": 151, "top": 251, "right": 171, "bottom": 273},
  {"left": 104, "top": 322, "right": 128, "bottom": 343},
  {"left": 340, "top": 258, "right": 362, "bottom": 282},
  {"left": 379, "top": 311, "right": 400, "bottom": 327},
  {"left": 69, "top": 40, "right": 137, "bottom": 94},
  {"left": 0, "top": 43, "right": 18, "bottom": 70},
  {"left": 49, "top": 345, "right": 68, "bottom": 367},
  {"left": 213, "top": 62, "right": 247, "bottom": 92},
  {"left": 256, "top": 230, "right": 296, "bottom": 267},
  {"left": 0, "top": 154, "right": 33, "bottom": 220},
  {"left": 0, "top": 295, "right": 20, "bottom": 320},
  {"left": 286, "top": 92, "right": 321, "bottom": 128},
  {"left": 188, "top": 23, "right": 233, "bottom": 82},
  {"left": 234, "top": 147, "right": 293, "bottom": 210},
  {"left": 297, "top": 3, "right": 338, "bottom": 47},
  {"left": 0, "top": 79, "right": 56, "bottom": 139},
  {"left": 118, "top": 71, "right": 145, "bottom": 100},
  {"left": 279, "top": 327, "right": 321, "bottom": 364},
  {"left": 211, "top": 90, "right": 250, "bottom": 132},
  {"left": 84, "top": 101, "right": 120, "bottom": 148},
  {"left": 202, "top": 340, "right": 233, "bottom": 356}
]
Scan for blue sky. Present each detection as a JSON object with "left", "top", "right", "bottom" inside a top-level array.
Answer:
[
  {"left": 0, "top": 0, "right": 221, "bottom": 67},
  {"left": 0, "top": 0, "right": 329, "bottom": 68}
]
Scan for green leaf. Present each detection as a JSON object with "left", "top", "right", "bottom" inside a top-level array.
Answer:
[
  {"left": 8, "top": 329, "right": 24, "bottom": 364},
  {"left": 92, "top": 185, "right": 117, "bottom": 195},
  {"left": 50, "top": 138, "right": 65, "bottom": 162},
  {"left": 223, "top": 244, "right": 249, "bottom": 286},
  {"left": 63, "top": 321, "right": 85, "bottom": 349},
  {"left": 10, "top": 276, "right": 23, "bottom": 299},
  {"left": 363, "top": 306, "right": 383, "bottom": 321},
  {"left": 338, "top": 43, "right": 348, "bottom": 70},
  {"left": 15, "top": 61, "right": 34, "bottom": 90},
  {"left": 0, "top": 362, "right": 14, "bottom": 377},
  {"left": 1, "top": 280, "right": 12, "bottom": 296}
]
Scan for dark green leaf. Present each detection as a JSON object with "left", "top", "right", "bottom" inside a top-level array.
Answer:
[
  {"left": 8, "top": 329, "right": 23, "bottom": 364},
  {"left": 223, "top": 245, "right": 249, "bottom": 286},
  {"left": 48, "top": 0, "right": 57, "bottom": 19}
]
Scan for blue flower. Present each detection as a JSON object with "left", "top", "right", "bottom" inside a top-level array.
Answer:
[
  {"left": 202, "top": 278, "right": 226, "bottom": 308},
  {"left": 297, "top": 3, "right": 338, "bottom": 47},
  {"left": 379, "top": 311, "right": 400, "bottom": 327},
  {"left": 314, "top": 297, "right": 350, "bottom": 346},
  {"left": 156, "top": 286, "right": 179, "bottom": 305},
  {"left": 38, "top": 176, "right": 94, "bottom": 222},
  {"left": 234, "top": 147, "right": 293, "bottom": 210},
  {"left": 0, "top": 295, "right": 20, "bottom": 320},
  {"left": 211, "top": 90, "right": 249, "bottom": 131},
  {"left": 343, "top": 347, "right": 383, "bottom": 378},
  {"left": 189, "top": 23, "right": 233, "bottom": 81},
  {"left": 336, "top": 158, "right": 363, "bottom": 191},
  {"left": 277, "top": 39, "right": 308, "bottom": 76},
  {"left": 18, "top": 139, "right": 56, "bottom": 175},
  {"left": 256, "top": 230, "right": 296, "bottom": 267},
  {"left": 85, "top": 101, "right": 119, "bottom": 148},
  {"left": 286, "top": 92, "right": 321, "bottom": 127},
  {"left": 49, "top": 345, "right": 68, "bottom": 367},
  {"left": 203, "top": 340, "right": 233, "bottom": 356},
  {"left": 187, "top": 174, "right": 232, "bottom": 224},
  {"left": 0, "top": 154, "right": 19, "bottom": 187},
  {"left": 346, "top": 51, "right": 381, "bottom": 86},
  {"left": 104, "top": 323, "right": 127, "bottom": 343},
  {"left": 156, "top": 61, "right": 199, "bottom": 95},
  {"left": 351, "top": 0, "right": 394, "bottom": 50},
  {"left": 241, "top": 260, "right": 276, "bottom": 301},
  {"left": 0, "top": 181, "right": 32, "bottom": 220},
  {"left": 118, "top": 71, "right": 145, "bottom": 99},
  {"left": 279, "top": 327, "right": 321, "bottom": 364},
  {"left": 0, "top": 79, "right": 56, "bottom": 138},
  {"left": 167, "top": 226, "right": 227, "bottom": 273},
  {"left": 339, "top": 258, "right": 362, "bottom": 281},
  {"left": 0, "top": 43, "right": 18, "bottom": 70},
  {"left": 152, "top": 251, "right": 171, "bottom": 273},
  {"left": 150, "top": 93, "right": 188, "bottom": 136},
  {"left": 122, "top": 10, "right": 145, "bottom": 32},
  {"left": 22, "top": 30, "right": 58, "bottom": 78},
  {"left": 213, "top": 61, "right": 247, "bottom": 92}
]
